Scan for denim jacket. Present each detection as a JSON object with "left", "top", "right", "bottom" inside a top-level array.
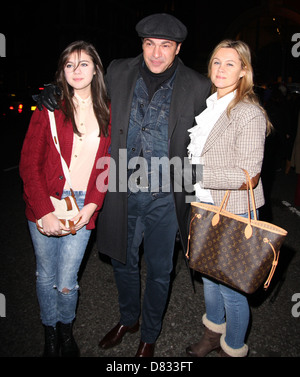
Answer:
[{"left": 127, "top": 72, "right": 176, "bottom": 195}]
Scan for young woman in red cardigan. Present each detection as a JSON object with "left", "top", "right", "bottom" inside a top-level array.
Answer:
[{"left": 20, "top": 41, "right": 111, "bottom": 357}]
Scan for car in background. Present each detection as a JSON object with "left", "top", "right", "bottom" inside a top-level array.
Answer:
[{"left": 1, "top": 91, "right": 37, "bottom": 171}]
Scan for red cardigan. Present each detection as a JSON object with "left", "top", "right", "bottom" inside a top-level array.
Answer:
[{"left": 19, "top": 107, "right": 111, "bottom": 230}]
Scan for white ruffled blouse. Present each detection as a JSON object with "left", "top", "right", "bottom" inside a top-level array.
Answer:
[{"left": 187, "top": 90, "right": 236, "bottom": 202}]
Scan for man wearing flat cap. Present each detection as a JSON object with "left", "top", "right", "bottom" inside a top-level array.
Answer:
[
  {"left": 34, "top": 13, "right": 210, "bottom": 357},
  {"left": 97, "top": 13, "right": 211, "bottom": 356}
]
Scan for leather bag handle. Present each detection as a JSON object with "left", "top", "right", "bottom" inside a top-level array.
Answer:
[
  {"left": 211, "top": 170, "right": 257, "bottom": 239},
  {"left": 48, "top": 110, "right": 73, "bottom": 190}
]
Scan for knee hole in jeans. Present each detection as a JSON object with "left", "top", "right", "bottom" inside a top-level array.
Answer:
[{"left": 57, "top": 284, "right": 79, "bottom": 295}]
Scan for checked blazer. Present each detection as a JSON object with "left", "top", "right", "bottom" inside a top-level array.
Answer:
[{"left": 201, "top": 100, "right": 267, "bottom": 214}]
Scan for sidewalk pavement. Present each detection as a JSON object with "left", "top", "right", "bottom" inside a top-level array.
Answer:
[{"left": 0, "top": 166, "right": 299, "bottom": 358}]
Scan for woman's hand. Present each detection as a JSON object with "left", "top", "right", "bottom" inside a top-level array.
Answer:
[
  {"left": 41, "top": 212, "right": 69, "bottom": 236},
  {"left": 71, "top": 203, "right": 98, "bottom": 231}
]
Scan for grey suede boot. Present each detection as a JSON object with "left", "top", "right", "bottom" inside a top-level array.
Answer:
[
  {"left": 186, "top": 314, "right": 226, "bottom": 357},
  {"left": 219, "top": 334, "right": 248, "bottom": 357}
]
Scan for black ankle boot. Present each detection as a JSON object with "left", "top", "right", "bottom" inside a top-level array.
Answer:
[
  {"left": 43, "top": 325, "right": 59, "bottom": 357},
  {"left": 58, "top": 322, "right": 79, "bottom": 357}
]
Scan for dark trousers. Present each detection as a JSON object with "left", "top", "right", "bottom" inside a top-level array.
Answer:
[{"left": 111, "top": 191, "right": 178, "bottom": 343}]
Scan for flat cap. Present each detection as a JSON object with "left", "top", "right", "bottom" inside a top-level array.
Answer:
[{"left": 136, "top": 13, "right": 187, "bottom": 43}]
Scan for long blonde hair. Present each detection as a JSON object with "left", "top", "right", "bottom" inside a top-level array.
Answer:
[{"left": 208, "top": 39, "right": 272, "bottom": 135}]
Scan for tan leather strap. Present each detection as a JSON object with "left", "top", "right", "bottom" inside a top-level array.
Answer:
[
  {"left": 186, "top": 213, "right": 201, "bottom": 259},
  {"left": 263, "top": 238, "right": 280, "bottom": 289},
  {"left": 64, "top": 196, "right": 73, "bottom": 211},
  {"left": 243, "top": 169, "right": 258, "bottom": 221},
  {"left": 68, "top": 220, "right": 77, "bottom": 235}
]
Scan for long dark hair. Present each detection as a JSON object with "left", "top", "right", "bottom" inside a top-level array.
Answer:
[{"left": 55, "top": 40, "right": 110, "bottom": 137}]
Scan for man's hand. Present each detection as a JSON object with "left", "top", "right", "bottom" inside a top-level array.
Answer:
[{"left": 32, "top": 84, "right": 61, "bottom": 111}]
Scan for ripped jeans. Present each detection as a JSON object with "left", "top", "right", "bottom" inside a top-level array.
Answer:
[{"left": 28, "top": 191, "right": 91, "bottom": 327}]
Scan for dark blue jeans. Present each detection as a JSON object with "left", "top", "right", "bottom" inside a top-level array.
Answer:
[{"left": 111, "top": 191, "right": 178, "bottom": 343}]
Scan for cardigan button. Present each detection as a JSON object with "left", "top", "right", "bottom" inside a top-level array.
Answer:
[
  {"left": 119, "top": 129, "right": 123, "bottom": 134},
  {"left": 55, "top": 192, "right": 60, "bottom": 197},
  {"left": 59, "top": 175, "right": 64, "bottom": 180}
]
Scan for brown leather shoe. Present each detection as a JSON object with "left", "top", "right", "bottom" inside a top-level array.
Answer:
[
  {"left": 135, "top": 341, "right": 155, "bottom": 357},
  {"left": 98, "top": 322, "right": 139, "bottom": 349}
]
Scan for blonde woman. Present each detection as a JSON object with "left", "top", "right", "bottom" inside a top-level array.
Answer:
[{"left": 186, "top": 40, "right": 272, "bottom": 357}]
